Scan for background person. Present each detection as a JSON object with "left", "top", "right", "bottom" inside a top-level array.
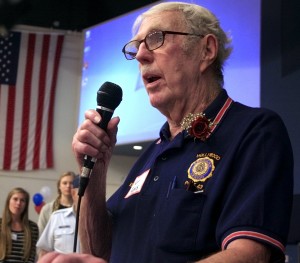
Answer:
[
  {"left": 0, "top": 187, "right": 39, "bottom": 263},
  {"left": 36, "top": 175, "right": 80, "bottom": 258},
  {"left": 38, "top": 2, "right": 294, "bottom": 263},
  {"left": 38, "top": 171, "right": 75, "bottom": 235}
]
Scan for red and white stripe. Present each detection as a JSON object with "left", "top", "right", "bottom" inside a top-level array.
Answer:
[
  {"left": 209, "top": 97, "right": 233, "bottom": 136},
  {"left": 222, "top": 230, "right": 285, "bottom": 252}
]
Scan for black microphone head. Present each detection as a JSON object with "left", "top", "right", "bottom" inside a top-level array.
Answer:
[{"left": 97, "top": 81, "right": 123, "bottom": 110}]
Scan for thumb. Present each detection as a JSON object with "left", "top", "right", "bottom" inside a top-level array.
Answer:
[{"left": 107, "top": 116, "right": 120, "bottom": 144}]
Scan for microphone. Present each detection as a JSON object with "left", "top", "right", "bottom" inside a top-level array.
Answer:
[{"left": 78, "top": 81, "right": 123, "bottom": 196}]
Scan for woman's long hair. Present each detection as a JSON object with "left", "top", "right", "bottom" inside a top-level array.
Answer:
[
  {"left": 0, "top": 187, "right": 32, "bottom": 261},
  {"left": 52, "top": 171, "right": 76, "bottom": 211}
]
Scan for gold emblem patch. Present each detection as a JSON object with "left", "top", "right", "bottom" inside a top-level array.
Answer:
[
  {"left": 185, "top": 157, "right": 216, "bottom": 192},
  {"left": 187, "top": 157, "right": 215, "bottom": 182}
]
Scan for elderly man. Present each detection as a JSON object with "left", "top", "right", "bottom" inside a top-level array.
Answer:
[{"left": 38, "top": 2, "right": 293, "bottom": 263}]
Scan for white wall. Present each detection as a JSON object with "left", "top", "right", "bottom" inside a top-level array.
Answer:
[{"left": 0, "top": 26, "right": 137, "bottom": 223}]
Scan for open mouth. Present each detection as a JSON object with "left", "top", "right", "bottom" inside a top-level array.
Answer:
[
  {"left": 148, "top": 76, "right": 160, "bottom": 83},
  {"left": 144, "top": 74, "right": 161, "bottom": 84}
]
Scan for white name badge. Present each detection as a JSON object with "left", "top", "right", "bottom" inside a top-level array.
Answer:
[
  {"left": 11, "top": 233, "right": 18, "bottom": 240},
  {"left": 125, "top": 169, "right": 150, "bottom": 198}
]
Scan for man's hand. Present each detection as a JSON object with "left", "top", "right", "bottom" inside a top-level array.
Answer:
[{"left": 37, "top": 252, "right": 108, "bottom": 263}]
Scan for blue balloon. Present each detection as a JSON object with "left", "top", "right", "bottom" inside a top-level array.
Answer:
[{"left": 33, "top": 193, "right": 43, "bottom": 206}]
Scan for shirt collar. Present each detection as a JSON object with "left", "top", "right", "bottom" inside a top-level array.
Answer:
[
  {"left": 62, "top": 206, "right": 75, "bottom": 217},
  {"left": 159, "top": 89, "right": 229, "bottom": 141}
]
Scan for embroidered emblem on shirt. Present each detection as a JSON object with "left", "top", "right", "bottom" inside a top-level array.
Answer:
[
  {"left": 185, "top": 156, "right": 216, "bottom": 193},
  {"left": 188, "top": 157, "right": 215, "bottom": 182}
]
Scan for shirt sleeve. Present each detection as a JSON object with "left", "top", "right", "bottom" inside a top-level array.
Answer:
[
  {"left": 217, "top": 110, "right": 293, "bottom": 261},
  {"left": 36, "top": 213, "right": 55, "bottom": 252},
  {"left": 38, "top": 201, "right": 53, "bottom": 236}
]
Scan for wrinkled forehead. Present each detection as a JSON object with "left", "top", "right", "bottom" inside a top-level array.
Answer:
[{"left": 134, "top": 10, "right": 186, "bottom": 37}]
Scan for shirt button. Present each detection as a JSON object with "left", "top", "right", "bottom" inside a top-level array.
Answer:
[
  {"left": 161, "top": 156, "right": 167, "bottom": 160},
  {"left": 153, "top": 176, "right": 159, "bottom": 181}
]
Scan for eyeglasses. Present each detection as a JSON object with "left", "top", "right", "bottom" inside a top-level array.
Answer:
[{"left": 122, "top": 30, "right": 204, "bottom": 60}]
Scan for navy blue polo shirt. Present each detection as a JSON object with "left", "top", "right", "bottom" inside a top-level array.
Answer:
[{"left": 107, "top": 89, "right": 293, "bottom": 263}]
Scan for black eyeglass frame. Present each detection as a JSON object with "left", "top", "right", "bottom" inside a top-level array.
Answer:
[{"left": 122, "top": 30, "right": 204, "bottom": 60}]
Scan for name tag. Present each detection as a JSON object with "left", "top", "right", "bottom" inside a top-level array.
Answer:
[
  {"left": 59, "top": 225, "right": 71, "bottom": 228},
  {"left": 125, "top": 169, "right": 149, "bottom": 198},
  {"left": 11, "top": 233, "right": 18, "bottom": 240}
]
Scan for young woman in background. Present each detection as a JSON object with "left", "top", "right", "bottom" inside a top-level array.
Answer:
[
  {"left": 0, "top": 187, "right": 39, "bottom": 262},
  {"left": 38, "top": 171, "right": 75, "bottom": 235}
]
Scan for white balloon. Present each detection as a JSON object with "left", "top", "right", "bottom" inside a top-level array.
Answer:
[{"left": 40, "top": 186, "right": 52, "bottom": 201}]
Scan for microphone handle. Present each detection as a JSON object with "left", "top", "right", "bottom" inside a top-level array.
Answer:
[
  {"left": 96, "top": 106, "right": 113, "bottom": 131},
  {"left": 78, "top": 107, "right": 114, "bottom": 197}
]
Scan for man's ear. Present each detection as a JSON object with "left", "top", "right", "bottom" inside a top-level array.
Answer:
[{"left": 199, "top": 34, "right": 218, "bottom": 73}]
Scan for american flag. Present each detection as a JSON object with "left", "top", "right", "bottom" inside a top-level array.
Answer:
[{"left": 0, "top": 31, "right": 64, "bottom": 171}]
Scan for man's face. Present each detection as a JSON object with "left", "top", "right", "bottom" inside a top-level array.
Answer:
[{"left": 135, "top": 11, "right": 204, "bottom": 116}]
